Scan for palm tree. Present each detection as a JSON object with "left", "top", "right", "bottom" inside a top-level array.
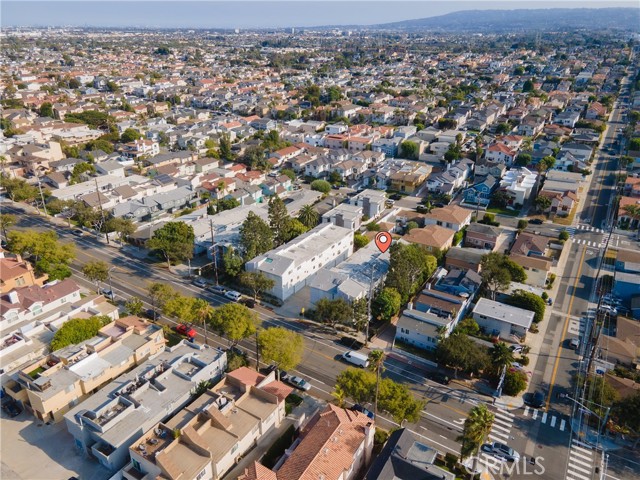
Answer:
[
  {"left": 458, "top": 404, "right": 495, "bottom": 475},
  {"left": 368, "top": 349, "right": 385, "bottom": 417},
  {"left": 192, "top": 299, "right": 214, "bottom": 346},
  {"left": 297, "top": 204, "right": 319, "bottom": 229},
  {"left": 489, "top": 342, "right": 515, "bottom": 378}
]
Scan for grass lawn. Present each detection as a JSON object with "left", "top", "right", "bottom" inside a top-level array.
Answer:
[
  {"left": 552, "top": 204, "right": 577, "bottom": 226},
  {"left": 487, "top": 207, "right": 519, "bottom": 217}
]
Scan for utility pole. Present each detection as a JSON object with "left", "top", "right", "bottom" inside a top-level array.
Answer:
[
  {"left": 37, "top": 173, "right": 48, "bottom": 217},
  {"left": 210, "top": 219, "right": 219, "bottom": 285},
  {"left": 94, "top": 177, "right": 109, "bottom": 245},
  {"left": 365, "top": 260, "right": 374, "bottom": 347}
]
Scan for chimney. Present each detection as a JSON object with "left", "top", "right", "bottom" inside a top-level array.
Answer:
[{"left": 8, "top": 291, "right": 19, "bottom": 304}]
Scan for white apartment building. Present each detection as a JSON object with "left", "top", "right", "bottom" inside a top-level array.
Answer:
[{"left": 246, "top": 223, "right": 354, "bottom": 301}]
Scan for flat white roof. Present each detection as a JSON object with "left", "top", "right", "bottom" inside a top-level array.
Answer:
[{"left": 473, "top": 298, "right": 535, "bottom": 328}]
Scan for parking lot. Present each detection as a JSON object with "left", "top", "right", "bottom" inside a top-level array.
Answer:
[{"left": 0, "top": 411, "right": 111, "bottom": 480}]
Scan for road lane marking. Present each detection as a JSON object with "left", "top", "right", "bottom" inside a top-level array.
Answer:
[
  {"left": 570, "top": 451, "right": 593, "bottom": 463},
  {"left": 532, "top": 409, "right": 538, "bottom": 420},
  {"left": 568, "top": 458, "right": 592, "bottom": 472},
  {"left": 550, "top": 415, "right": 556, "bottom": 427},
  {"left": 566, "top": 472, "right": 590, "bottom": 480},
  {"left": 523, "top": 406, "right": 529, "bottom": 416},
  {"left": 547, "top": 245, "right": 588, "bottom": 410},
  {"left": 422, "top": 412, "right": 464, "bottom": 431},
  {"left": 491, "top": 423, "right": 511, "bottom": 434},
  {"left": 560, "top": 419, "right": 566, "bottom": 431},
  {"left": 541, "top": 412, "right": 548, "bottom": 424}
]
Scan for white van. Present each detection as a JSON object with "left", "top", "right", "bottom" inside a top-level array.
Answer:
[
  {"left": 342, "top": 351, "right": 370, "bottom": 368},
  {"left": 224, "top": 290, "right": 242, "bottom": 302}
]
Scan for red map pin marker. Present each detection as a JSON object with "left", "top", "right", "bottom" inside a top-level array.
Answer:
[{"left": 374, "top": 232, "right": 391, "bottom": 253}]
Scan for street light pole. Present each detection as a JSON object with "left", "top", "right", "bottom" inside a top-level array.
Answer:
[{"left": 210, "top": 219, "right": 219, "bottom": 286}]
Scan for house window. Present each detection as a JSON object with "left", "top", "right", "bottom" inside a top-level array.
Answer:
[
  {"left": 15, "top": 277, "right": 26, "bottom": 286},
  {"left": 132, "top": 459, "right": 141, "bottom": 472},
  {"left": 231, "top": 443, "right": 239, "bottom": 454},
  {"left": 196, "top": 469, "right": 206, "bottom": 480}
]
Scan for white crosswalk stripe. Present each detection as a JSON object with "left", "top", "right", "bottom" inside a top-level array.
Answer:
[
  {"left": 541, "top": 412, "right": 548, "bottom": 424},
  {"left": 560, "top": 419, "right": 566, "bottom": 431},
  {"left": 565, "top": 440, "right": 594, "bottom": 480},
  {"left": 550, "top": 416, "right": 557, "bottom": 428},
  {"left": 523, "top": 406, "right": 530, "bottom": 417}
]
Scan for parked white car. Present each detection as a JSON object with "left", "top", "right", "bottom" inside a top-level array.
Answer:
[{"left": 224, "top": 290, "right": 242, "bottom": 302}]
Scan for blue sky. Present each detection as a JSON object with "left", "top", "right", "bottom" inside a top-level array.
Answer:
[{"left": 2, "top": 1, "right": 637, "bottom": 28}]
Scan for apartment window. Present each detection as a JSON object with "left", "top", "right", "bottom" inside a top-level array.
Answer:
[
  {"left": 231, "top": 443, "right": 239, "bottom": 454},
  {"left": 132, "top": 459, "right": 141, "bottom": 472},
  {"left": 196, "top": 469, "right": 206, "bottom": 480},
  {"left": 15, "top": 277, "right": 26, "bottom": 286}
]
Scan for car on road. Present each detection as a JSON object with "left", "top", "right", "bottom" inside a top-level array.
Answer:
[
  {"left": 224, "top": 290, "right": 242, "bottom": 302},
  {"left": 481, "top": 442, "right": 520, "bottom": 462},
  {"left": 100, "top": 288, "right": 115, "bottom": 300},
  {"left": 192, "top": 277, "right": 208, "bottom": 288},
  {"left": 426, "top": 371, "right": 451, "bottom": 385},
  {"left": 71, "top": 229, "right": 84, "bottom": 237},
  {"left": 598, "top": 305, "right": 617, "bottom": 316},
  {"left": 351, "top": 404, "right": 375, "bottom": 419},
  {"left": 2, "top": 399, "right": 22, "bottom": 417},
  {"left": 175, "top": 323, "right": 197, "bottom": 340},
  {"left": 145, "top": 309, "right": 160, "bottom": 320},
  {"left": 239, "top": 298, "right": 256, "bottom": 308},
  {"left": 529, "top": 218, "right": 543, "bottom": 224},
  {"left": 286, "top": 375, "right": 311, "bottom": 391},
  {"left": 569, "top": 338, "right": 580, "bottom": 350},
  {"left": 207, "top": 285, "right": 227, "bottom": 295},
  {"left": 525, "top": 391, "right": 545, "bottom": 409},
  {"left": 342, "top": 351, "right": 370, "bottom": 368}
]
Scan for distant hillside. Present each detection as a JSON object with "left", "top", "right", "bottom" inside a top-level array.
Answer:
[{"left": 375, "top": 8, "right": 639, "bottom": 32}]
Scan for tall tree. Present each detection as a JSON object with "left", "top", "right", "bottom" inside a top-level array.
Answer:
[
  {"left": 436, "top": 332, "right": 489, "bottom": 377},
  {"left": 480, "top": 252, "right": 516, "bottom": 300},
  {"left": 268, "top": 195, "right": 291, "bottom": 246},
  {"left": 385, "top": 243, "right": 437, "bottom": 302},
  {"left": 209, "top": 303, "right": 257, "bottom": 346},
  {"left": 7, "top": 230, "right": 75, "bottom": 280},
  {"left": 0, "top": 213, "right": 16, "bottom": 239},
  {"left": 106, "top": 217, "right": 135, "bottom": 244},
  {"left": 239, "top": 211, "right": 273, "bottom": 260},
  {"left": 82, "top": 260, "right": 109, "bottom": 292},
  {"left": 258, "top": 327, "right": 304, "bottom": 379},
  {"left": 488, "top": 342, "right": 515, "bottom": 378},
  {"left": 222, "top": 246, "right": 244, "bottom": 277},
  {"left": 372, "top": 287, "right": 402, "bottom": 322},
  {"left": 219, "top": 133, "right": 234, "bottom": 161},
  {"left": 314, "top": 298, "right": 352, "bottom": 329},
  {"left": 163, "top": 294, "right": 198, "bottom": 324},
  {"left": 239, "top": 271, "right": 275, "bottom": 301},
  {"left": 125, "top": 297, "right": 144, "bottom": 316},
  {"left": 368, "top": 350, "right": 385, "bottom": 417},
  {"left": 504, "top": 289, "right": 546, "bottom": 323},
  {"left": 146, "top": 221, "right": 195, "bottom": 270},
  {"left": 458, "top": 404, "right": 495, "bottom": 461},
  {"left": 297, "top": 204, "right": 319, "bottom": 229},
  {"left": 192, "top": 298, "right": 214, "bottom": 346},
  {"left": 147, "top": 282, "right": 176, "bottom": 320}
]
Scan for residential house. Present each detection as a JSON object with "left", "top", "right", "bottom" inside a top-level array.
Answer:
[
  {"left": 0, "top": 252, "right": 48, "bottom": 294},
  {"left": 120, "top": 367, "right": 292, "bottom": 480},
  {"left": 623, "top": 176, "right": 640, "bottom": 198},
  {"left": 321, "top": 203, "right": 363, "bottom": 231},
  {"left": 12, "top": 316, "right": 166, "bottom": 423},
  {"left": 499, "top": 167, "right": 538, "bottom": 207},
  {"left": 463, "top": 175, "right": 499, "bottom": 207},
  {"left": 245, "top": 223, "right": 354, "bottom": 301},
  {"left": 542, "top": 170, "right": 585, "bottom": 194},
  {"left": 445, "top": 248, "right": 489, "bottom": 273},
  {"left": 238, "top": 404, "right": 375, "bottom": 480},
  {"left": 309, "top": 243, "right": 389, "bottom": 304},
  {"left": 365, "top": 429, "right": 455, "bottom": 480},
  {"left": 249, "top": 118, "right": 276, "bottom": 131},
  {"left": 403, "top": 225, "right": 455, "bottom": 252},
  {"left": 537, "top": 190, "right": 578, "bottom": 216},
  {"left": 372, "top": 137, "right": 403, "bottom": 157},
  {"left": 64, "top": 342, "right": 227, "bottom": 470},
  {"left": 390, "top": 165, "right": 432, "bottom": 193},
  {"left": 413, "top": 288, "right": 468, "bottom": 324},
  {"left": 120, "top": 139, "right": 160, "bottom": 159},
  {"left": 111, "top": 186, "right": 198, "bottom": 222},
  {"left": 434, "top": 268, "right": 482, "bottom": 299},
  {"left": 600, "top": 316, "right": 639, "bottom": 368},
  {"left": 349, "top": 189, "right": 387, "bottom": 220},
  {"left": 423, "top": 205, "right": 473, "bottom": 232},
  {"left": 464, "top": 223, "right": 503, "bottom": 251},
  {"left": 560, "top": 142, "right": 593, "bottom": 163},
  {"left": 485, "top": 143, "right": 517, "bottom": 165},
  {"left": 617, "top": 197, "right": 640, "bottom": 229},
  {"left": 508, "top": 232, "right": 552, "bottom": 287},
  {"left": 472, "top": 298, "right": 535, "bottom": 341},
  {"left": 585, "top": 102, "right": 607, "bottom": 120},
  {"left": 395, "top": 309, "right": 454, "bottom": 352},
  {"left": 554, "top": 110, "right": 581, "bottom": 128}
]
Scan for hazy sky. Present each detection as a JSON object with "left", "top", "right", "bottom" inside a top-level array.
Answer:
[{"left": 2, "top": 1, "right": 637, "bottom": 29}]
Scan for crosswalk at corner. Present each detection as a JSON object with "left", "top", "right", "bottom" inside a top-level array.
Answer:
[
  {"left": 523, "top": 406, "right": 567, "bottom": 431},
  {"left": 487, "top": 408, "right": 515, "bottom": 445},
  {"left": 568, "top": 224, "right": 618, "bottom": 248},
  {"left": 565, "top": 439, "right": 594, "bottom": 480}
]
